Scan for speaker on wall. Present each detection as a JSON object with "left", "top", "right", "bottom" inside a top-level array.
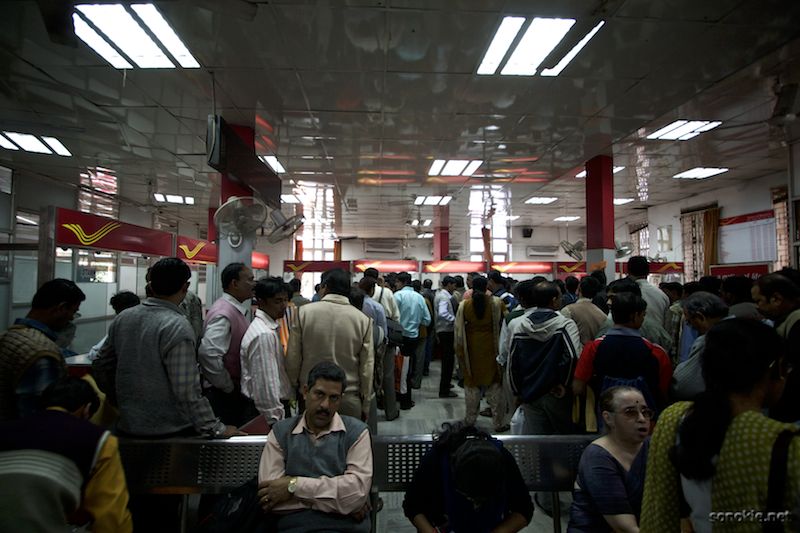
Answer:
[{"left": 522, "top": 227, "right": 533, "bottom": 238}]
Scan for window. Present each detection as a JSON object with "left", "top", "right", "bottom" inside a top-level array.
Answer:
[
  {"left": 79, "top": 168, "right": 118, "bottom": 219},
  {"left": 629, "top": 222, "right": 649, "bottom": 258},
  {"left": 681, "top": 210, "right": 705, "bottom": 281},
  {"left": 468, "top": 185, "right": 510, "bottom": 261},
  {"left": 773, "top": 188, "right": 790, "bottom": 270},
  {"left": 299, "top": 185, "right": 335, "bottom": 261}
]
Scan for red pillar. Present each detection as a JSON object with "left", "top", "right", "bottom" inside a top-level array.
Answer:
[
  {"left": 585, "top": 155, "right": 616, "bottom": 279},
  {"left": 433, "top": 205, "right": 449, "bottom": 260},
  {"left": 585, "top": 155, "right": 614, "bottom": 249}
]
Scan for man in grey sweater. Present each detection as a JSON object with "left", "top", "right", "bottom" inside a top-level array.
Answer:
[{"left": 93, "top": 257, "right": 239, "bottom": 438}]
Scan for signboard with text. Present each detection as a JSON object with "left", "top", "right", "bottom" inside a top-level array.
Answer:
[
  {"left": 709, "top": 263, "right": 771, "bottom": 279},
  {"left": 251, "top": 252, "right": 270, "bottom": 270},
  {"left": 491, "top": 262, "right": 554, "bottom": 274}
]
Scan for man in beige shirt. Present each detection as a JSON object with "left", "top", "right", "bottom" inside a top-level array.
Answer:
[
  {"left": 258, "top": 362, "right": 372, "bottom": 532},
  {"left": 560, "top": 276, "right": 609, "bottom": 345},
  {"left": 287, "top": 269, "right": 374, "bottom": 421}
]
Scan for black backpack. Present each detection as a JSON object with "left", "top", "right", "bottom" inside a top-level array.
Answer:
[{"left": 508, "top": 311, "right": 577, "bottom": 403}]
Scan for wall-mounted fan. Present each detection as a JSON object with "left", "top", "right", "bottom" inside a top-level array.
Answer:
[
  {"left": 214, "top": 196, "right": 269, "bottom": 248},
  {"left": 266, "top": 209, "right": 304, "bottom": 244},
  {"left": 560, "top": 239, "right": 585, "bottom": 261},
  {"left": 615, "top": 241, "right": 634, "bottom": 258}
]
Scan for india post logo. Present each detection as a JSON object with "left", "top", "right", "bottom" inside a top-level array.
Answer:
[
  {"left": 61, "top": 222, "right": 121, "bottom": 246},
  {"left": 178, "top": 242, "right": 206, "bottom": 259}
]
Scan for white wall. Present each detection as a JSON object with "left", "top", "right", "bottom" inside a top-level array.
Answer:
[
  {"left": 118, "top": 204, "right": 153, "bottom": 227},
  {"left": 507, "top": 223, "right": 631, "bottom": 262},
  {"left": 639, "top": 172, "right": 786, "bottom": 262}
]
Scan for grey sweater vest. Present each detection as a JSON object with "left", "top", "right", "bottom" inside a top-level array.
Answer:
[
  {"left": 111, "top": 299, "right": 197, "bottom": 436},
  {"left": 271, "top": 414, "right": 370, "bottom": 533}
]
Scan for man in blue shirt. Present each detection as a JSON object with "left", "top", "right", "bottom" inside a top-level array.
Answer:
[
  {"left": 488, "top": 270, "right": 517, "bottom": 312},
  {"left": 393, "top": 272, "right": 431, "bottom": 410}
]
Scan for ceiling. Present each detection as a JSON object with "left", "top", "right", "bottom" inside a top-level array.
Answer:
[{"left": 1, "top": 0, "right": 799, "bottom": 247}]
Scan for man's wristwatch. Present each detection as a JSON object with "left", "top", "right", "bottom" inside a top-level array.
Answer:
[{"left": 287, "top": 476, "right": 298, "bottom": 494}]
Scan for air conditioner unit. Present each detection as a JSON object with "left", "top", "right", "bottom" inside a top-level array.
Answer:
[
  {"left": 526, "top": 245, "right": 559, "bottom": 257},
  {"left": 364, "top": 239, "right": 403, "bottom": 255}
]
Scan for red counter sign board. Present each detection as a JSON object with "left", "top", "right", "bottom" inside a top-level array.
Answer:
[
  {"left": 56, "top": 208, "right": 172, "bottom": 256},
  {"left": 556, "top": 262, "right": 587, "bottom": 274},
  {"left": 491, "top": 262, "right": 554, "bottom": 274},
  {"left": 353, "top": 259, "right": 419, "bottom": 272},
  {"left": 251, "top": 252, "right": 270, "bottom": 270},
  {"left": 284, "top": 260, "right": 350, "bottom": 273},
  {"left": 709, "top": 263, "right": 771, "bottom": 279},
  {"left": 616, "top": 262, "right": 685, "bottom": 275},
  {"left": 422, "top": 260, "right": 486, "bottom": 273},
  {"left": 176, "top": 236, "right": 217, "bottom": 263}
]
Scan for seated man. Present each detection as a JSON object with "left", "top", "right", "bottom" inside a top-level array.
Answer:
[
  {"left": 0, "top": 377, "right": 133, "bottom": 532},
  {"left": 258, "top": 361, "right": 372, "bottom": 532}
]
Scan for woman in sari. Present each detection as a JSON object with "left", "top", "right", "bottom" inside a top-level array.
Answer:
[{"left": 455, "top": 275, "right": 508, "bottom": 432}]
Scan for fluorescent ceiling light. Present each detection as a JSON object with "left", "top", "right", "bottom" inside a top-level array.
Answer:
[
  {"left": 16, "top": 215, "right": 37, "bottom": 225},
  {"left": 613, "top": 198, "right": 634, "bottom": 205},
  {"left": 575, "top": 166, "right": 624, "bottom": 178},
  {"left": 477, "top": 16, "right": 526, "bottom": 75},
  {"left": 647, "top": 120, "right": 722, "bottom": 141},
  {"left": 153, "top": 193, "right": 165, "bottom": 202},
  {"left": 130, "top": 4, "right": 200, "bottom": 68},
  {"left": 262, "top": 155, "right": 286, "bottom": 174},
  {"left": 485, "top": 125, "right": 500, "bottom": 131},
  {"left": 184, "top": 196, "right": 195, "bottom": 205},
  {"left": 525, "top": 196, "right": 558, "bottom": 204},
  {"left": 41, "top": 137, "right": 72, "bottom": 156},
  {"left": 415, "top": 195, "right": 453, "bottom": 206},
  {"left": 463, "top": 160, "right": 483, "bottom": 176},
  {"left": 501, "top": 18, "right": 576, "bottom": 76},
  {"left": 411, "top": 219, "right": 419, "bottom": 226},
  {"left": 554, "top": 216, "right": 580, "bottom": 222},
  {"left": 541, "top": 20, "right": 605, "bottom": 76},
  {"left": 673, "top": 167, "right": 729, "bottom": 179},
  {"left": 165, "top": 194, "right": 184, "bottom": 204},
  {"left": 281, "top": 194, "right": 300, "bottom": 204},
  {"left": 76, "top": 4, "right": 175, "bottom": 68},
  {"left": 0, "top": 134, "right": 19, "bottom": 150},
  {"left": 3, "top": 132, "right": 52, "bottom": 154},
  {"left": 72, "top": 13, "right": 134, "bottom": 69},
  {"left": 428, "top": 159, "right": 446, "bottom": 176},
  {"left": 424, "top": 195, "right": 443, "bottom": 205},
  {"left": 441, "top": 160, "right": 470, "bottom": 176},
  {"left": 418, "top": 233, "right": 434, "bottom": 239},
  {"left": 423, "top": 219, "right": 432, "bottom": 226}
]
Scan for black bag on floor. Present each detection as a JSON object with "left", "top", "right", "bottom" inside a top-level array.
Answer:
[{"left": 195, "top": 477, "right": 273, "bottom": 533}]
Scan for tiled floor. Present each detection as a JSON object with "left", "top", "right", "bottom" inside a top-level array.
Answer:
[{"left": 374, "top": 359, "right": 570, "bottom": 532}]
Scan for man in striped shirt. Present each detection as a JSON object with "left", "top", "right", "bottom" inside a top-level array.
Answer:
[{"left": 241, "top": 277, "right": 293, "bottom": 428}]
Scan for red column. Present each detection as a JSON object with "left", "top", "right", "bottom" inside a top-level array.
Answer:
[
  {"left": 433, "top": 205, "right": 449, "bottom": 260},
  {"left": 585, "top": 155, "right": 615, "bottom": 249}
]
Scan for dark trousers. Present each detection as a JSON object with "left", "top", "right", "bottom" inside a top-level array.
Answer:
[
  {"left": 205, "top": 387, "right": 258, "bottom": 427},
  {"left": 400, "top": 336, "right": 419, "bottom": 407},
  {"left": 438, "top": 331, "right": 455, "bottom": 395}
]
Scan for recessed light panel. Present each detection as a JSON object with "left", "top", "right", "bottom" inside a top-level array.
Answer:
[
  {"left": 501, "top": 18, "right": 576, "bottom": 76},
  {"left": 428, "top": 159, "right": 446, "bottom": 176},
  {"left": 153, "top": 193, "right": 165, "bottom": 202},
  {"left": 613, "top": 198, "right": 634, "bottom": 205},
  {"left": 647, "top": 120, "right": 722, "bottom": 141},
  {"left": 441, "top": 160, "right": 470, "bottom": 176},
  {"left": 41, "top": 137, "right": 72, "bottom": 157},
  {"left": 165, "top": 194, "right": 184, "bottom": 204},
  {"left": 673, "top": 167, "right": 729, "bottom": 179},
  {"left": 525, "top": 196, "right": 558, "bottom": 204},
  {"left": 281, "top": 194, "right": 300, "bottom": 204},
  {"left": 541, "top": 21, "right": 605, "bottom": 76},
  {"left": 130, "top": 4, "right": 200, "bottom": 68},
  {"left": 575, "top": 166, "right": 624, "bottom": 178},
  {"left": 261, "top": 155, "right": 286, "bottom": 174},
  {"left": 554, "top": 216, "right": 580, "bottom": 222},
  {"left": 184, "top": 196, "right": 195, "bottom": 205},
  {"left": 0, "top": 134, "right": 19, "bottom": 151},
  {"left": 3, "top": 132, "right": 52, "bottom": 154},
  {"left": 477, "top": 16, "right": 526, "bottom": 75}
]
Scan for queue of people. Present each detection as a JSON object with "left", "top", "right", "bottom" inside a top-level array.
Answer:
[{"left": 0, "top": 255, "right": 799, "bottom": 532}]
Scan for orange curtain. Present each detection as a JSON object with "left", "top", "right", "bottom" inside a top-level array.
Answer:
[
  {"left": 481, "top": 226, "right": 492, "bottom": 263},
  {"left": 294, "top": 238, "right": 303, "bottom": 261},
  {"left": 333, "top": 240, "right": 342, "bottom": 261},
  {"left": 702, "top": 207, "right": 720, "bottom": 274}
]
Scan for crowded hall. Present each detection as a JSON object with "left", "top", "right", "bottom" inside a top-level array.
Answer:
[{"left": 1, "top": 0, "right": 800, "bottom": 531}]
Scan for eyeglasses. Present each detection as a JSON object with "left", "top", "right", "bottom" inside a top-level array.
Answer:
[{"left": 611, "top": 406, "right": 655, "bottom": 420}]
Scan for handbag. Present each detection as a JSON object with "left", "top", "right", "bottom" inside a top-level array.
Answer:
[{"left": 378, "top": 287, "right": 404, "bottom": 347}]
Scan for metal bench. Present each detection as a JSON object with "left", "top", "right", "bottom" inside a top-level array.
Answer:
[{"left": 119, "top": 433, "right": 594, "bottom": 533}]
